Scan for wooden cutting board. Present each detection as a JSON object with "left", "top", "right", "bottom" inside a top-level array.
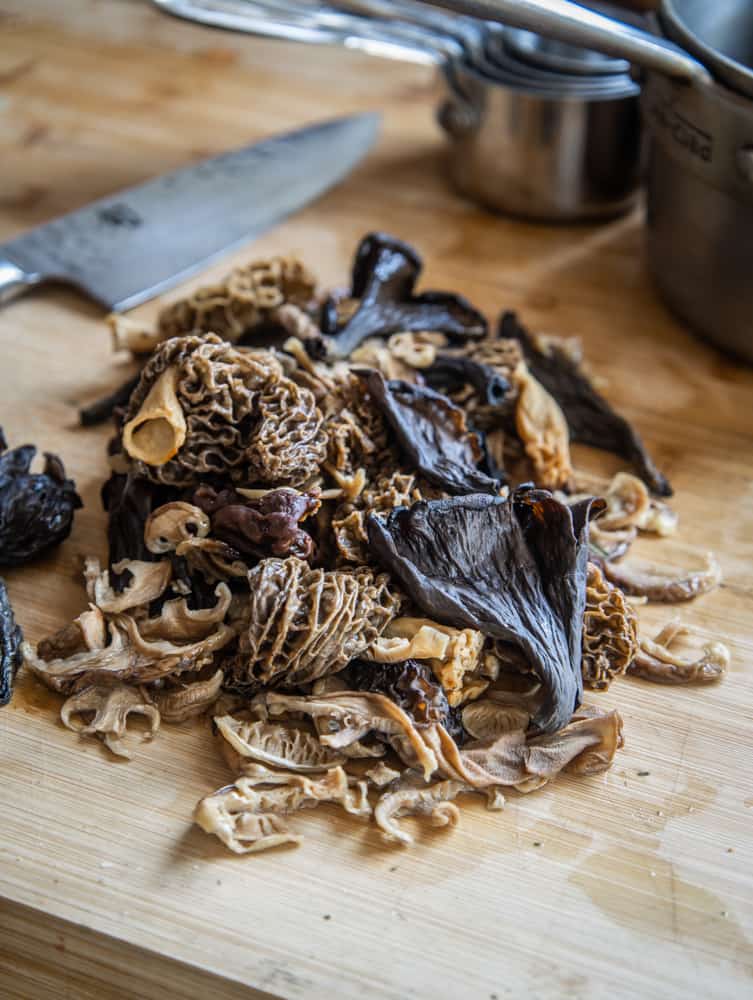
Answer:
[{"left": 1, "top": 3, "right": 752, "bottom": 998}]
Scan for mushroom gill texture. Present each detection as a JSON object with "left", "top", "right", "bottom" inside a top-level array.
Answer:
[
  {"left": 228, "top": 557, "right": 401, "bottom": 688},
  {"left": 60, "top": 682, "right": 160, "bottom": 758},
  {"left": 582, "top": 562, "right": 638, "bottom": 690},
  {"left": 628, "top": 621, "right": 729, "bottom": 684},
  {"left": 122, "top": 334, "right": 327, "bottom": 488},
  {"left": 151, "top": 669, "right": 224, "bottom": 723},
  {"left": 374, "top": 779, "right": 464, "bottom": 846},
  {"left": 194, "top": 766, "right": 370, "bottom": 854},
  {"left": 215, "top": 715, "right": 347, "bottom": 772},
  {"left": 157, "top": 255, "right": 317, "bottom": 345}
]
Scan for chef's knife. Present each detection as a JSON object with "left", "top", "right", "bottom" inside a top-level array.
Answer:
[{"left": 0, "top": 113, "right": 379, "bottom": 311}]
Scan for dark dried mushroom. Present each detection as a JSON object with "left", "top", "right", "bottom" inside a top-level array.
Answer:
[
  {"left": 500, "top": 312, "right": 671, "bottom": 496},
  {"left": 424, "top": 355, "right": 511, "bottom": 409},
  {"left": 341, "top": 658, "right": 463, "bottom": 741},
  {"left": 0, "top": 429, "right": 82, "bottom": 568},
  {"left": 192, "top": 484, "right": 318, "bottom": 561},
  {"left": 1, "top": 577, "right": 23, "bottom": 707},
  {"left": 367, "top": 488, "right": 604, "bottom": 734},
  {"left": 101, "top": 473, "right": 176, "bottom": 591},
  {"left": 321, "top": 233, "right": 487, "bottom": 358},
  {"left": 361, "top": 370, "right": 501, "bottom": 495}
]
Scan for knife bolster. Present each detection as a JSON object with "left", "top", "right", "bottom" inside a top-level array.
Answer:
[{"left": 0, "top": 258, "right": 40, "bottom": 306}]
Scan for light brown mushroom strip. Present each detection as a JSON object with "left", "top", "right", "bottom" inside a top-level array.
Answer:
[
  {"left": 602, "top": 551, "right": 722, "bottom": 602},
  {"left": 267, "top": 691, "right": 438, "bottom": 780},
  {"left": 194, "top": 767, "right": 370, "bottom": 854},
  {"left": 144, "top": 502, "right": 210, "bottom": 555},
  {"left": 375, "top": 780, "right": 464, "bottom": 846},
  {"left": 85, "top": 557, "right": 173, "bottom": 614},
  {"left": 60, "top": 683, "right": 160, "bottom": 758},
  {"left": 214, "top": 716, "right": 347, "bottom": 773},
  {"left": 512, "top": 360, "right": 572, "bottom": 490},
  {"left": 628, "top": 621, "right": 730, "bottom": 684},
  {"left": 152, "top": 669, "right": 224, "bottom": 723},
  {"left": 138, "top": 583, "right": 232, "bottom": 643},
  {"left": 108, "top": 313, "right": 163, "bottom": 356}
]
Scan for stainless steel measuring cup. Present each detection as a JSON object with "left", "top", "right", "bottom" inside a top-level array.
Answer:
[{"left": 153, "top": 0, "right": 644, "bottom": 221}]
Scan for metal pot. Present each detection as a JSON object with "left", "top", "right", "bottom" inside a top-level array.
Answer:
[
  {"left": 425, "top": 0, "right": 753, "bottom": 361},
  {"left": 153, "top": 0, "right": 644, "bottom": 222}
]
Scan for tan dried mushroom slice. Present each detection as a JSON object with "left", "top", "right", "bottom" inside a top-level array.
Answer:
[
  {"left": 512, "top": 360, "right": 572, "bottom": 490},
  {"left": 152, "top": 669, "right": 223, "bottom": 723},
  {"left": 374, "top": 779, "right": 464, "bottom": 846},
  {"left": 365, "top": 762, "right": 402, "bottom": 788},
  {"left": 85, "top": 557, "right": 173, "bottom": 614},
  {"left": 628, "top": 621, "right": 729, "bottom": 684},
  {"left": 24, "top": 612, "right": 234, "bottom": 694},
  {"left": 603, "top": 551, "right": 722, "bottom": 602},
  {"left": 461, "top": 700, "right": 531, "bottom": 741},
  {"left": 37, "top": 605, "right": 106, "bottom": 662},
  {"left": 597, "top": 471, "right": 678, "bottom": 536},
  {"left": 194, "top": 767, "right": 370, "bottom": 854},
  {"left": 144, "top": 502, "right": 210, "bottom": 555},
  {"left": 108, "top": 313, "right": 162, "bottom": 356},
  {"left": 419, "top": 707, "right": 622, "bottom": 791},
  {"left": 122, "top": 366, "right": 187, "bottom": 465},
  {"left": 139, "top": 583, "right": 232, "bottom": 643},
  {"left": 267, "top": 691, "right": 438, "bottom": 780},
  {"left": 60, "top": 682, "right": 160, "bottom": 758},
  {"left": 214, "top": 715, "right": 347, "bottom": 773}
]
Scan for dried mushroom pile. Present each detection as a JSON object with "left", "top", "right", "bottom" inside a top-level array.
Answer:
[{"left": 19, "top": 233, "right": 729, "bottom": 853}]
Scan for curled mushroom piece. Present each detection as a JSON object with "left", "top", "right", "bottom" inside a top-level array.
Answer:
[
  {"left": 138, "top": 583, "right": 232, "bottom": 643},
  {"left": 367, "top": 616, "right": 485, "bottom": 707},
  {"left": 628, "top": 621, "right": 730, "bottom": 684},
  {"left": 60, "top": 682, "right": 160, "bottom": 758},
  {"left": 321, "top": 232, "right": 487, "bottom": 359},
  {"left": 144, "top": 502, "right": 210, "bottom": 555},
  {"left": 375, "top": 779, "right": 464, "bottom": 846},
  {"left": 194, "top": 767, "right": 370, "bottom": 854},
  {"left": 151, "top": 669, "right": 224, "bottom": 723},
  {"left": 214, "top": 715, "right": 347, "bottom": 773},
  {"left": 598, "top": 472, "right": 678, "bottom": 536},
  {"left": 85, "top": 556, "right": 173, "bottom": 613},
  {"left": 267, "top": 690, "right": 439, "bottom": 780},
  {"left": 512, "top": 361, "right": 572, "bottom": 491},
  {"left": 24, "top": 611, "right": 234, "bottom": 694},
  {"left": 602, "top": 551, "right": 722, "bottom": 603}
]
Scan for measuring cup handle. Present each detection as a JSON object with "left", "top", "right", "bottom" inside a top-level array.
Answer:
[{"left": 417, "top": 0, "right": 712, "bottom": 85}]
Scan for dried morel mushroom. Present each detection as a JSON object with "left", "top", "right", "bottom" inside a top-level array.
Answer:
[
  {"left": 332, "top": 472, "right": 422, "bottom": 564},
  {"left": 361, "top": 370, "right": 501, "bottom": 495},
  {"left": 1, "top": 578, "right": 23, "bottom": 707},
  {"left": 582, "top": 562, "right": 638, "bottom": 690},
  {"left": 121, "top": 334, "right": 326, "bottom": 488},
  {"left": 367, "top": 488, "right": 604, "bottom": 734},
  {"left": 0, "top": 428, "right": 82, "bottom": 568},
  {"left": 321, "top": 233, "right": 487, "bottom": 358},
  {"left": 192, "top": 484, "right": 318, "bottom": 561},
  {"left": 500, "top": 312, "right": 671, "bottom": 496},
  {"left": 230, "top": 557, "right": 401, "bottom": 688},
  {"left": 157, "top": 255, "right": 317, "bottom": 347}
]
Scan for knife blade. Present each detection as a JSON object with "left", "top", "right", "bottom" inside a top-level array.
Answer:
[{"left": 0, "top": 113, "right": 379, "bottom": 312}]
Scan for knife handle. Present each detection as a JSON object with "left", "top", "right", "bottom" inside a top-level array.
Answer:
[{"left": 0, "top": 258, "right": 41, "bottom": 306}]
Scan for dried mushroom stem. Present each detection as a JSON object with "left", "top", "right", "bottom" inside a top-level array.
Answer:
[{"left": 122, "top": 367, "right": 186, "bottom": 465}]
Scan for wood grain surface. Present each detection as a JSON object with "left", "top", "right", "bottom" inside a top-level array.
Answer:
[{"left": 1, "top": 3, "right": 752, "bottom": 998}]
